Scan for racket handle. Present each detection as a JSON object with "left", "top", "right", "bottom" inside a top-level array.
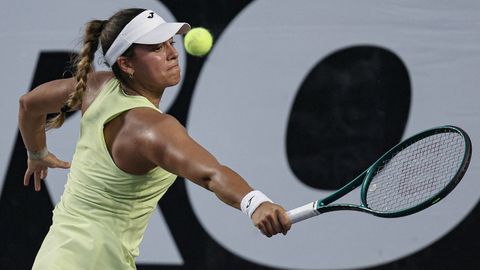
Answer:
[{"left": 287, "top": 202, "right": 319, "bottom": 224}]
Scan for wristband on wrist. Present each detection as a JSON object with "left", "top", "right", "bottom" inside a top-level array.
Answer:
[
  {"left": 27, "top": 147, "right": 49, "bottom": 160},
  {"left": 240, "top": 190, "right": 273, "bottom": 219}
]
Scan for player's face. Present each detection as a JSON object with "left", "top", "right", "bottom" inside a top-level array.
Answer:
[{"left": 130, "top": 38, "right": 181, "bottom": 90}]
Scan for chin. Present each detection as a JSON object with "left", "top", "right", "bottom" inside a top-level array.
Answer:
[
  {"left": 165, "top": 82, "right": 179, "bottom": 89},
  {"left": 168, "top": 76, "right": 181, "bottom": 87}
]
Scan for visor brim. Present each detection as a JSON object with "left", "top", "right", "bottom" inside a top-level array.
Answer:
[{"left": 135, "top": 22, "right": 191, "bottom": 45}]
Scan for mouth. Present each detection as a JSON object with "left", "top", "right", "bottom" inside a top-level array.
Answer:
[{"left": 168, "top": 63, "right": 179, "bottom": 70}]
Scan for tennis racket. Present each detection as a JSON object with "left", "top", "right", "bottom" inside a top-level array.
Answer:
[{"left": 287, "top": 125, "right": 472, "bottom": 224}]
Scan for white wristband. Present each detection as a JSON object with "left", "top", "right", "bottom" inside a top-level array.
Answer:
[
  {"left": 27, "top": 147, "right": 49, "bottom": 160},
  {"left": 240, "top": 190, "right": 273, "bottom": 219}
]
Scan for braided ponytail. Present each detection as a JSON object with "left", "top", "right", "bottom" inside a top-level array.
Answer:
[
  {"left": 46, "top": 8, "right": 145, "bottom": 130},
  {"left": 46, "top": 20, "right": 106, "bottom": 130}
]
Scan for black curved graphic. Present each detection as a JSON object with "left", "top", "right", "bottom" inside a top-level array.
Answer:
[
  {"left": 0, "top": 51, "right": 77, "bottom": 269},
  {"left": 286, "top": 46, "right": 411, "bottom": 190}
]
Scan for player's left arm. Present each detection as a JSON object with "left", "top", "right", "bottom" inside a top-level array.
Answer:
[
  {"left": 19, "top": 78, "right": 76, "bottom": 150},
  {"left": 18, "top": 77, "right": 76, "bottom": 191},
  {"left": 18, "top": 71, "right": 113, "bottom": 191}
]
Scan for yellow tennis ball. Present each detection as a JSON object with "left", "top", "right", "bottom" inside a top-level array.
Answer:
[{"left": 184, "top": 27, "right": 213, "bottom": 57}]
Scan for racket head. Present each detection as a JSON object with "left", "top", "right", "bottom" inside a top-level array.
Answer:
[{"left": 360, "top": 125, "right": 472, "bottom": 217}]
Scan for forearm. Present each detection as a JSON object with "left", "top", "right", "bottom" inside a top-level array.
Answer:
[
  {"left": 206, "top": 165, "right": 253, "bottom": 209},
  {"left": 18, "top": 98, "right": 47, "bottom": 152}
]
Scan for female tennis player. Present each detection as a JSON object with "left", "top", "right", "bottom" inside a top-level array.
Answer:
[{"left": 18, "top": 8, "right": 291, "bottom": 269}]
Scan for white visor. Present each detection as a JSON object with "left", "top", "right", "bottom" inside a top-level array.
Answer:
[{"left": 104, "top": 10, "right": 191, "bottom": 66}]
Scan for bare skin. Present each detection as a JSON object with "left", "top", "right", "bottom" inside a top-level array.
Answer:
[{"left": 18, "top": 39, "right": 291, "bottom": 237}]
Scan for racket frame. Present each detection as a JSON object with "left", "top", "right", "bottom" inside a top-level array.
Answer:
[{"left": 287, "top": 125, "right": 472, "bottom": 224}]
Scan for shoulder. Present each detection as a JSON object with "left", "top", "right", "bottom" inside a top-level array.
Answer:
[
  {"left": 106, "top": 108, "right": 190, "bottom": 174},
  {"left": 125, "top": 108, "right": 184, "bottom": 134},
  {"left": 122, "top": 108, "right": 186, "bottom": 148}
]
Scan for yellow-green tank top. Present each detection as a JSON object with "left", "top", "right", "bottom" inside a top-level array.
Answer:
[{"left": 32, "top": 78, "right": 177, "bottom": 270}]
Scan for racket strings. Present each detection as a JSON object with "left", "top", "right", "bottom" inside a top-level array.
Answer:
[{"left": 365, "top": 131, "right": 465, "bottom": 213}]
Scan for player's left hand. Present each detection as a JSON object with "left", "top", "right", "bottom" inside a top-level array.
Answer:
[{"left": 24, "top": 152, "right": 71, "bottom": 192}]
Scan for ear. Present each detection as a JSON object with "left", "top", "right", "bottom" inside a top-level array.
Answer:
[{"left": 116, "top": 56, "right": 135, "bottom": 76}]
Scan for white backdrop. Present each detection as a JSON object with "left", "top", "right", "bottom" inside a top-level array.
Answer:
[
  {"left": 186, "top": 1, "right": 480, "bottom": 269},
  {"left": 1, "top": 0, "right": 479, "bottom": 269}
]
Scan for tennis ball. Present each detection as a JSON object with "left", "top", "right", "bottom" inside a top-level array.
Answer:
[{"left": 184, "top": 27, "right": 213, "bottom": 57}]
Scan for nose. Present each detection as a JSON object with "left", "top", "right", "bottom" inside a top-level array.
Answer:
[{"left": 166, "top": 41, "right": 178, "bottom": 60}]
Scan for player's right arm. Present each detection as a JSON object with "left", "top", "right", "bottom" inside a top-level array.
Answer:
[{"left": 118, "top": 108, "right": 291, "bottom": 237}]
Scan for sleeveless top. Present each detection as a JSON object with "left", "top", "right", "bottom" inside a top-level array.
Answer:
[{"left": 32, "top": 78, "right": 177, "bottom": 270}]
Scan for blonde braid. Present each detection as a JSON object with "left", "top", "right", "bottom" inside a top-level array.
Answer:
[{"left": 46, "top": 20, "right": 106, "bottom": 130}]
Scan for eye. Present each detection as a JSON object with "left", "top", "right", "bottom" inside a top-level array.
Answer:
[{"left": 154, "top": 44, "right": 163, "bottom": 51}]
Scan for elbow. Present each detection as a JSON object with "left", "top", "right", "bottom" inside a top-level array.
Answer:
[
  {"left": 18, "top": 94, "right": 44, "bottom": 121},
  {"left": 19, "top": 94, "right": 33, "bottom": 113},
  {"left": 19, "top": 94, "right": 28, "bottom": 112}
]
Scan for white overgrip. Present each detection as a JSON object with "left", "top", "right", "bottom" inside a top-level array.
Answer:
[{"left": 286, "top": 202, "right": 319, "bottom": 224}]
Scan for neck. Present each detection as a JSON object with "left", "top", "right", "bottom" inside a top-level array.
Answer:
[{"left": 121, "top": 81, "right": 164, "bottom": 107}]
